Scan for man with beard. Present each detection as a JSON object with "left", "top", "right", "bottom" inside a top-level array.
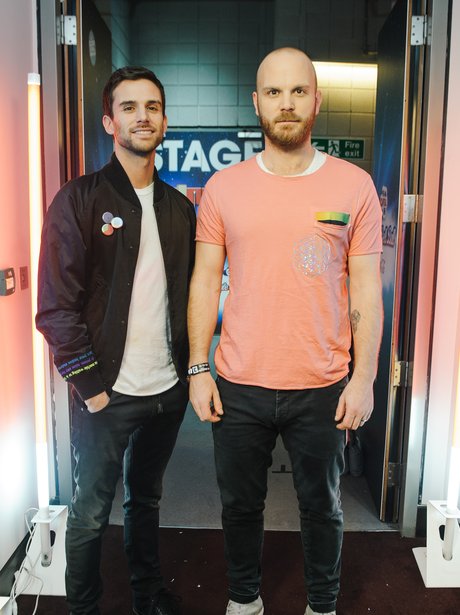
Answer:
[
  {"left": 36, "top": 67, "right": 195, "bottom": 615},
  {"left": 187, "top": 48, "right": 383, "bottom": 615}
]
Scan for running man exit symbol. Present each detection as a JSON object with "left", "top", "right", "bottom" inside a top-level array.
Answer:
[{"left": 328, "top": 140, "right": 340, "bottom": 156}]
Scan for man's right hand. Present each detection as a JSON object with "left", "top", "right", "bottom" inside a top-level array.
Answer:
[
  {"left": 189, "top": 372, "right": 224, "bottom": 423},
  {"left": 85, "top": 391, "right": 110, "bottom": 413}
]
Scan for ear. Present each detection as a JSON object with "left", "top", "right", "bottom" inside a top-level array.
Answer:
[
  {"left": 102, "top": 114, "right": 115, "bottom": 136},
  {"left": 252, "top": 91, "right": 259, "bottom": 117},
  {"left": 162, "top": 114, "right": 168, "bottom": 136},
  {"left": 314, "top": 89, "right": 323, "bottom": 116}
]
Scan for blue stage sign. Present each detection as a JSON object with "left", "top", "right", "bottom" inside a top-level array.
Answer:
[{"left": 156, "top": 130, "right": 263, "bottom": 199}]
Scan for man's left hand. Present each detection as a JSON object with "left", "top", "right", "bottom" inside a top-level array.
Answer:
[
  {"left": 334, "top": 377, "right": 374, "bottom": 430},
  {"left": 85, "top": 391, "right": 110, "bottom": 413}
]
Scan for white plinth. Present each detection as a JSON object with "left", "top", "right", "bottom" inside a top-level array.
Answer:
[
  {"left": 413, "top": 500, "right": 460, "bottom": 587},
  {"left": 15, "top": 505, "right": 67, "bottom": 596},
  {"left": 0, "top": 597, "right": 13, "bottom": 615}
]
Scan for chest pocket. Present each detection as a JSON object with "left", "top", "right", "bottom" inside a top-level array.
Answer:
[
  {"left": 315, "top": 211, "right": 350, "bottom": 226},
  {"left": 313, "top": 212, "right": 350, "bottom": 261}
]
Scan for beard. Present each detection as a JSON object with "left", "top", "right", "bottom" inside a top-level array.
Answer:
[
  {"left": 258, "top": 111, "right": 316, "bottom": 151},
  {"left": 115, "top": 124, "right": 164, "bottom": 156}
]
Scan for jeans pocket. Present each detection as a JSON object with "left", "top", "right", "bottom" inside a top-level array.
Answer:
[
  {"left": 70, "top": 402, "right": 83, "bottom": 448},
  {"left": 107, "top": 389, "right": 120, "bottom": 405}
]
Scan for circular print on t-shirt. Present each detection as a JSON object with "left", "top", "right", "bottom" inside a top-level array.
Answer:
[{"left": 293, "top": 234, "right": 331, "bottom": 277}]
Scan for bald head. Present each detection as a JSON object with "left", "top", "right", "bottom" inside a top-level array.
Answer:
[
  {"left": 256, "top": 47, "right": 317, "bottom": 92},
  {"left": 252, "top": 47, "right": 321, "bottom": 152}
]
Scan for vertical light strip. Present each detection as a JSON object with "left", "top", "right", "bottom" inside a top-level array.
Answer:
[
  {"left": 454, "top": 357, "right": 460, "bottom": 448},
  {"left": 446, "top": 343, "right": 460, "bottom": 513},
  {"left": 442, "top": 304, "right": 460, "bottom": 561},
  {"left": 28, "top": 72, "right": 49, "bottom": 514}
]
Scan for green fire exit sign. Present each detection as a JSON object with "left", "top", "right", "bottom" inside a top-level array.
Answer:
[{"left": 312, "top": 138, "right": 364, "bottom": 159}]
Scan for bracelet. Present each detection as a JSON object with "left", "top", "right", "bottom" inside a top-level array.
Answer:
[{"left": 187, "top": 362, "right": 211, "bottom": 377}]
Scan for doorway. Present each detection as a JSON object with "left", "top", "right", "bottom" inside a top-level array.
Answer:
[{"left": 41, "top": 0, "right": 449, "bottom": 535}]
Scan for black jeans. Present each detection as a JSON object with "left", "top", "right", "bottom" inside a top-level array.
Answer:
[
  {"left": 213, "top": 376, "right": 347, "bottom": 614},
  {"left": 66, "top": 381, "right": 188, "bottom": 615}
]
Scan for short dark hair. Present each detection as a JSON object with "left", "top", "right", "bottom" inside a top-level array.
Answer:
[{"left": 102, "top": 66, "right": 166, "bottom": 117}]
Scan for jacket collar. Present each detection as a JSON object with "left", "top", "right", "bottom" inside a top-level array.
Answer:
[{"left": 102, "top": 153, "right": 166, "bottom": 206}]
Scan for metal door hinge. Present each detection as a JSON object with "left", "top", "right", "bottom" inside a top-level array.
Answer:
[
  {"left": 403, "top": 194, "right": 422, "bottom": 223},
  {"left": 387, "top": 462, "right": 402, "bottom": 487},
  {"left": 411, "top": 15, "right": 430, "bottom": 46},
  {"left": 57, "top": 15, "right": 77, "bottom": 46},
  {"left": 393, "top": 360, "right": 412, "bottom": 387}
]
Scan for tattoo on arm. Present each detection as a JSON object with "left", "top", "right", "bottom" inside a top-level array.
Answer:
[{"left": 351, "top": 309, "right": 361, "bottom": 334}]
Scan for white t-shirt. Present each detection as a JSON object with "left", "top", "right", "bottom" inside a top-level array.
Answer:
[
  {"left": 256, "top": 149, "right": 326, "bottom": 176},
  {"left": 113, "top": 183, "right": 178, "bottom": 395}
]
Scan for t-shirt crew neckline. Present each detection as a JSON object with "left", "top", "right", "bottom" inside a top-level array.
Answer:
[
  {"left": 256, "top": 149, "right": 326, "bottom": 177},
  {"left": 134, "top": 182, "right": 154, "bottom": 196}
]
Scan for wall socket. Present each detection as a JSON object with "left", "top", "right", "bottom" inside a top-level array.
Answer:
[
  {"left": 19, "top": 266, "right": 29, "bottom": 290},
  {"left": 0, "top": 268, "right": 15, "bottom": 295}
]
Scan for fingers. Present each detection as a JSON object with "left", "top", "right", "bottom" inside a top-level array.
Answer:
[
  {"left": 359, "top": 415, "right": 371, "bottom": 427},
  {"left": 210, "top": 388, "right": 224, "bottom": 419},
  {"left": 335, "top": 379, "right": 373, "bottom": 430},
  {"left": 334, "top": 392, "right": 346, "bottom": 422},
  {"left": 198, "top": 396, "right": 223, "bottom": 423},
  {"left": 336, "top": 412, "right": 372, "bottom": 431},
  {"left": 189, "top": 373, "right": 224, "bottom": 423},
  {"left": 85, "top": 391, "right": 110, "bottom": 413}
]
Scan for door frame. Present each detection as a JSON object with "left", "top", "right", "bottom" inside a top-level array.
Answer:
[
  {"left": 39, "top": 0, "right": 74, "bottom": 505},
  {"left": 39, "top": 0, "right": 115, "bottom": 506},
  {"left": 399, "top": 0, "right": 451, "bottom": 536}
]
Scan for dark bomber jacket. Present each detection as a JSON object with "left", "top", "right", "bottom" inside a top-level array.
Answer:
[{"left": 36, "top": 154, "right": 196, "bottom": 402}]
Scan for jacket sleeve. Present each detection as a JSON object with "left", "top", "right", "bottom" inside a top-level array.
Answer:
[{"left": 35, "top": 184, "right": 106, "bottom": 401}]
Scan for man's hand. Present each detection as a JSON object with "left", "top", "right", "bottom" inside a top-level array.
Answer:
[
  {"left": 85, "top": 391, "right": 110, "bottom": 413},
  {"left": 334, "top": 376, "right": 374, "bottom": 430},
  {"left": 189, "top": 372, "right": 224, "bottom": 423}
]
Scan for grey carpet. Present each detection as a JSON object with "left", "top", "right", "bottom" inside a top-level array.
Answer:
[{"left": 110, "top": 405, "right": 396, "bottom": 532}]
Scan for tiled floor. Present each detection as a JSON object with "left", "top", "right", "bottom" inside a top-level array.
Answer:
[{"left": 110, "top": 405, "right": 396, "bottom": 532}]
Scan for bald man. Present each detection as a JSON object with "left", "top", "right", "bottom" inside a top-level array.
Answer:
[{"left": 187, "top": 48, "right": 383, "bottom": 615}]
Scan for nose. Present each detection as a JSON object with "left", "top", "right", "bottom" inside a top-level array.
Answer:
[
  {"left": 280, "top": 91, "right": 294, "bottom": 111},
  {"left": 136, "top": 106, "right": 148, "bottom": 122}
]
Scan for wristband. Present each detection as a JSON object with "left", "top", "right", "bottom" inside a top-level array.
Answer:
[{"left": 187, "top": 362, "right": 211, "bottom": 377}]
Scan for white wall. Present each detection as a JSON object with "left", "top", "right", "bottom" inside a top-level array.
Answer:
[
  {"left": 130, "top": 1, "right": 274, "bottom": 127},
  {"left": 0, "top": 0, "right": 38, "bottom": 570},
  {"left": 128, "top": 0, "right": 393, "bottom": 129},
  {"left": 274, "top": 0, "right": 395, "bottom": 59},
  {"left": 119, "top": 0, "right": 385, "bottom": 174},
  {"left": 422, "top": 0, "right": 460, "bottom": 504}
]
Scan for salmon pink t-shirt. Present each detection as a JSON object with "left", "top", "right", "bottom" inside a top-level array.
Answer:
[{"left": 196, "top": 154, "right": 382, "bottom": 389}]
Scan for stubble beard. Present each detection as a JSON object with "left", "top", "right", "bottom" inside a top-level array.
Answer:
[
  {"left": 117, "top": 125, "right": 164, "bottom": 157},
  {"left": 259, "top": 111, "right": 316, "bottom": 152}
]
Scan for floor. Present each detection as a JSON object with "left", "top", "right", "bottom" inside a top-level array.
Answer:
[
  {"left": 110, "top": 404, "right": 396, "bottom": 532},
  {"left": 16, "top": 526, "right": 460, "bottom": 615}
]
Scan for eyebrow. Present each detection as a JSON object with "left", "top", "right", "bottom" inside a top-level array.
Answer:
[
  {"left": 118, "top": 99, "right": 163, "bottom": 108},
  {"left": 262, "top": 84, "right": 311, "bottom": 92}
]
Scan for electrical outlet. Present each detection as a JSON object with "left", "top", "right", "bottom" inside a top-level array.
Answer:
[
  {"left": 0, "top": 268, "right": 15, "bottom": 295},
  {"left": 19, "top": 266, "right": 29, "bottom": 290}
]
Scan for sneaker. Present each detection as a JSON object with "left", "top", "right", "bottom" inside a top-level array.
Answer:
[
  {"left": 226, "top": 596, "right": 264, "bottom": 614},
  {"left": 305, "top": 605, "right": 336, "bottom": 615},
  {"left": 133, "top": 588, "right": 182, "bottom": 615}
]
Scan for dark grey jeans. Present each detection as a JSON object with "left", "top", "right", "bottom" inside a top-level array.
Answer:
[
  {"left": 213, "top": 376, "right": 347, "bottom": 614},
  {"left": 66, "top": 381, "right": 188, "bottom": 615}
]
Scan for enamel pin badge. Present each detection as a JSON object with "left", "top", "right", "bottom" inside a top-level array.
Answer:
[{"left": 101, "top": 212, "right": 124, "bottom": 236}]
